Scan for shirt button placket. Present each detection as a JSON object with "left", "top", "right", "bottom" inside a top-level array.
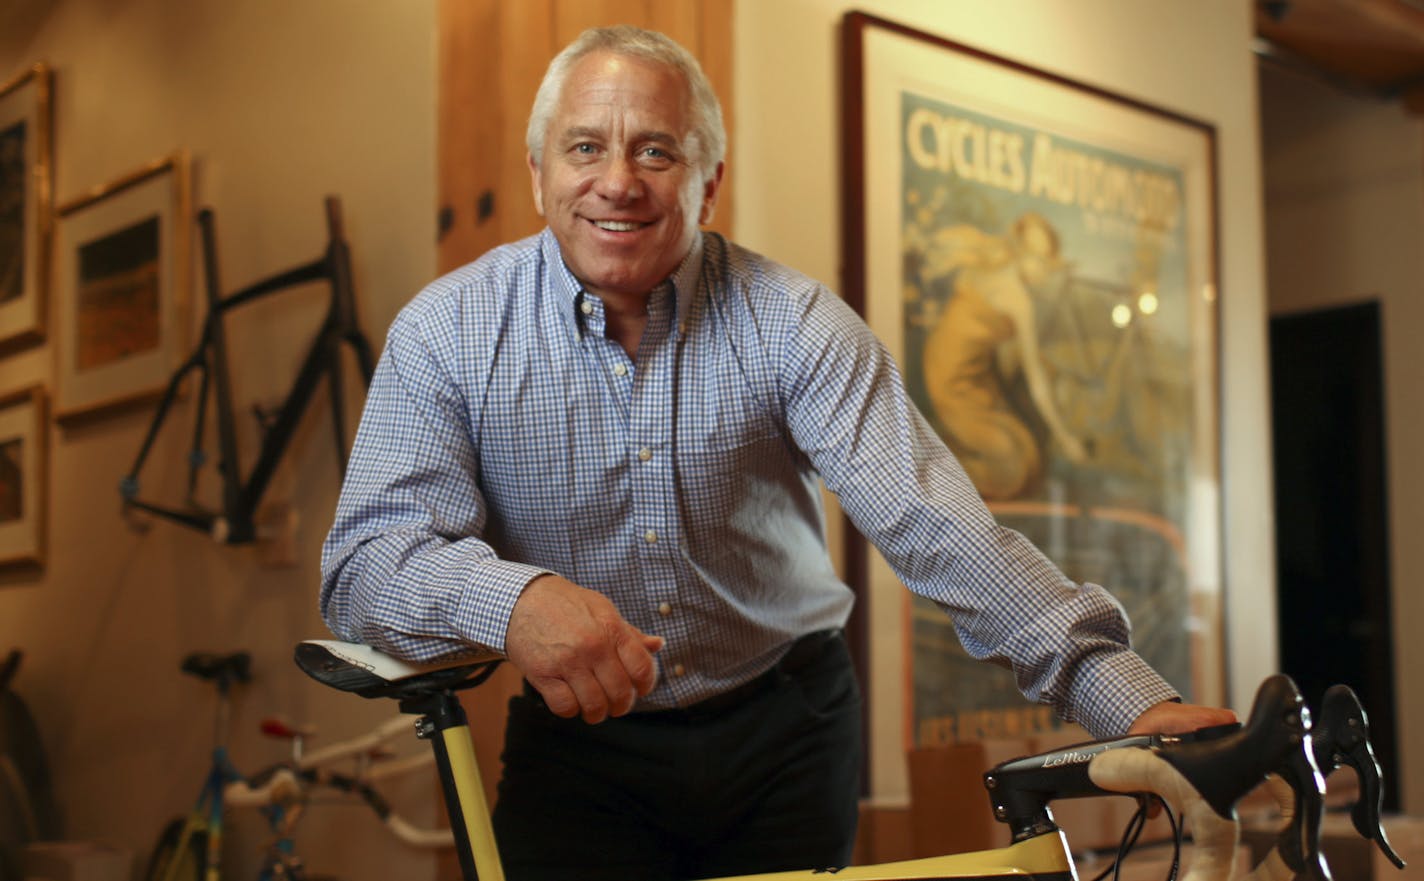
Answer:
[{"left": 624, "top": 298, "right": 679, "bottom": 691}]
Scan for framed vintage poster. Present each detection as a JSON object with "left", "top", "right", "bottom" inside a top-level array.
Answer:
[
  {"left": 0, "top": 385, "right": 48, "bottom": 572},
  {"left": 0, "top": 62, "right": 53, "bottom": 353},
  {"left": 841, "top": 13, "right": 1223, "bottom": 768},
  {"left": 53, "top": 152, "right": 192, "bottom": 422}
]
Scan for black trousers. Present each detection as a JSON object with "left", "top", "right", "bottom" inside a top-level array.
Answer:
[{"left": 491, "top": 631, "right": 863, "bottom": 881}]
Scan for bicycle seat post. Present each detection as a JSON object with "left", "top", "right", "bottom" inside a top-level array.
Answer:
[
  {"left": 294, "top": 642, "right": 507, "bottom": 881},
  {"left": 213, "top": 681, "right": 231, "bottom": 752},
  {"left": 180, "top": 652, "right": 252, "bottom": 752},
  {"left": 195, "top": 209, "right": 245, "bottom": 543},
  {"left": 324, "top": 196, "right": 357, "bottom": 332},
  {"left": 398, "top": 689, "right": 503, "bottom": 881}
]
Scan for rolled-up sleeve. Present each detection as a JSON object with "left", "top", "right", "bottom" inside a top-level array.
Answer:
[
  {"left": 320, "top": 286, "right": 548, "bottom": 662},
  {"left": 771, "top": 279, "right": 1178, "bottom": 738}
]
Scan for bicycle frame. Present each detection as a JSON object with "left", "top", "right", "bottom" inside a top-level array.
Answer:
[
  {"left": 292, "top": 643, "right": 1090, "bottom": 881},
  {"left": 156, "top": 734, "right": 314, "bottom": 881},
  {"left": 294, "top": 641, "right": 1404, "bottom": 881},
  {"left": 150, "top": 653, "right": 321, "bottom": 881},
  {"left": 248, "top": 711, "right": 458, "bottom": 851},
  {"left": 158, "top": 744, "right": 245, "bottom": 881},
  {"left": 120, "top": 196, "right": 375, "bottom": 544},
  {"left": 151, "top": 655, "right": 249, "bottom": 881}
]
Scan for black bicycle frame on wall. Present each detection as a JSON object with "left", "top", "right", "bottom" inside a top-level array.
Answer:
[{"left": 119, "top": 196, "right": 375, "bottom": 544}]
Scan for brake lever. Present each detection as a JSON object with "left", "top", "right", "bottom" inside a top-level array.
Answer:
[
  {"left": 1314, "top": 684, "right": 1406, "bottom": 870},
  {"left": 1273, "top": 732, "right": 1331, "bottom": 881}
]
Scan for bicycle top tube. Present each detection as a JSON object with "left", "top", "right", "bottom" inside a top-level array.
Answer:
[{"left": 698, "top": 831, "right": 1075, "bottom": 880}]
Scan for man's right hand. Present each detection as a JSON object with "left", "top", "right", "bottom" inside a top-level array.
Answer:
[{"left": 505, "top": 574, "right": 664, "bottom": 724}]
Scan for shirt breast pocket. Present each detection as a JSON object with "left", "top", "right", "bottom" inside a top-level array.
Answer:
[
  {"left": 687, "top": 358, "right": 786, "bottom": 452},
  {"left": 677, "top": 409, "right": 802, "bottom": 570}
]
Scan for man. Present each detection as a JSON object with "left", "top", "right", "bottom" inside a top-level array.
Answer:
[{"left": 321, "top": 24, "right": 1235, "bottom": 881}]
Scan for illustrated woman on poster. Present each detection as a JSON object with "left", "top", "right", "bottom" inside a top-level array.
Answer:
[{"left": 919, "top": 212, "right": 1088, "bottom": 500}]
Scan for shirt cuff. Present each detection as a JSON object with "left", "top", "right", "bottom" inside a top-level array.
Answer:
[
  {"left": 460, "top": 561, "right": 553, "bottom": 655},
  {"left": 1067, "top": 649, "right": 1182, "bottom": 739}
]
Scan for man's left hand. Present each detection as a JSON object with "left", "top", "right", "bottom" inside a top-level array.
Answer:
[{"left": 1127, "top": 700, "right": 1238, "bottom": 736}]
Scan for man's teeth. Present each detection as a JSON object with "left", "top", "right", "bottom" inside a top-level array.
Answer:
[{"left": 595, "top": 220, "right": 643, "bottom": 231}]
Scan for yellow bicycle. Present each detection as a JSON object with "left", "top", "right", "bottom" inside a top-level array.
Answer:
[{"left": 294, "top": 640, "right": 1405, "bottom": 881}]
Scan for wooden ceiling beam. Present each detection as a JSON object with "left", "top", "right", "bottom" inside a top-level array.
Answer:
[{"left": 1256, "top": 0, "right": 1424, "bottom": 104}]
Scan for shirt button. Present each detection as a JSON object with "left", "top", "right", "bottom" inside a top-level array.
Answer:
[
  {"left": 637, "top": 447, "right": 652, "bottom": 462},
  {"left": 657, "top": 602, "right": 672, "bottom": 616},
  {"left": 580, "top": 300, "right": 593, "bottom": 315},
  {"left": 673, "top": 664, "right": 686, "bottom": 677},
  {"left": 643, "top": 530, "right": 658, "bottom": 544},
  {"left": 613, "top": 363, "right": 628, "bottom": 377}
]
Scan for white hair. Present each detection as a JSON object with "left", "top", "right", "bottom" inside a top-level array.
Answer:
[{"left": 526, "top": 25, "right": 726, "bottom": 179}]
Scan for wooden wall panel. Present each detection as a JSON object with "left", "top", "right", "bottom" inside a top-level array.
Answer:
[
  {"left": 496, "top": 3, "right": 554, "bottom": 248},
  {"left": 647, "top": 1, "right": 702, "bottom": 47},
  {"left": 553, "top": 0, "right": 636, "bottom": 45},
  {"left": 697, "top": 0, "right": 734, "bottom": 232},
  {"left": 437, "top": 0, "right": 502, "bottom": 266}
]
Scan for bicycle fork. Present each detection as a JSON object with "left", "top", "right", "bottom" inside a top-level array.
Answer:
[{"left": 399, "top": 690, "right": 505, "bottom": 881}]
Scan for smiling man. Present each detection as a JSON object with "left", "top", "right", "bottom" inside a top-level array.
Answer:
[{"left": 320, "top": 25, "right": 1234, "bottom": 881}]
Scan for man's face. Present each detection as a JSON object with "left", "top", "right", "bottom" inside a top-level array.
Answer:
[{"left": 529, "top": 51, "right": 723, "bottom": 301}]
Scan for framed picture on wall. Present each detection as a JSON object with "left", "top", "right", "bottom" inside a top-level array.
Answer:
[
  {"left": 0, "top": 62, "right": 54, "bottom": 354},
  {"left": 0, "top": 385, "right": 48, "bottom": 572},
  {"left": 53, "top": 151, "right": 192, "bottom": 422},
  {"left": 841, "top": 13, "right": 1223, "bottom": 761}
]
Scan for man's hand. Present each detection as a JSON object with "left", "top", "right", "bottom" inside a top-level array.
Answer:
[
  {"left": 1127, "top": 699, "right": 1238, "bottom": 736},
  {"left": 506, "top": 574, "right": 664, "bottom": 724},
  {"left": 1125, "top": 700, "right": 1240, "bottom": 820}
]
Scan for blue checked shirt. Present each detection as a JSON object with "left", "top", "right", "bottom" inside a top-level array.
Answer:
[{"left": 320, "top": 228, "right": 1178, "bottom": 737}]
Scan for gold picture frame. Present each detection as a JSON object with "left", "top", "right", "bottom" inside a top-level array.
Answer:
[
  {"left": 0, "top": 385, "right": 48, "bottom": 573},
  {"left": 0, "top": 62, "right": 54, "bottom": 354},
  {"left": 53, "top": 152, "right": 192, "bottom": 422},
  {"left": 841, "top": 13, "right": 1223, "bottom": 765}
]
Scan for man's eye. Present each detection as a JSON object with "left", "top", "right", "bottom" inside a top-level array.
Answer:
[{"left": 573, "top": 143, "right": 599, "bottom": 155}]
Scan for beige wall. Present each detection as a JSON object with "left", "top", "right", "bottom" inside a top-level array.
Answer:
[
  {"left": 1260, "top": 61, "right": 1424, "bottom": 813},
  {"left": 0, "top": 1, "right": 441, "bottom": 878},
  {"left": 731, "top": 0, "right": 1274, "bottom": 803}
]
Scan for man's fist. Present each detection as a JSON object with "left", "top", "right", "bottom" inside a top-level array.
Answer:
[{"left": 506, "top": 574, "right": 665, "bottom": 723}]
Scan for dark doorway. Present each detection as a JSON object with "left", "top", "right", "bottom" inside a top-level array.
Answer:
[{"left": 1269, "top": 300, "right": 1398, "bottom": 810}]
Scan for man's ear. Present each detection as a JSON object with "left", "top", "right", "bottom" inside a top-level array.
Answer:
[
  {"left": 699, "top": 161, "right": 726, "bottom": 226},
  {"left": 527, "top": 152, "right": 545, "bottom": 216}
]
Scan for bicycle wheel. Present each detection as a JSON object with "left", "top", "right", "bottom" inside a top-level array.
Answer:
[
  {"left": 0, "top": 763, "right": 25, "bottom": 881},
  {"left": 144, "top": 818, "right": 207, "bottom": 881}
]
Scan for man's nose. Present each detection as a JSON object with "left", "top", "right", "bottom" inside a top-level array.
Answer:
[{"left": 595, "top": 155, "right": 644, "bottom": 202}]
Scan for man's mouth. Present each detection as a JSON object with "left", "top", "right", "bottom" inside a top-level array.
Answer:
[{"left": 592, "top": 219, "right": 648, "bottom": 232}]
